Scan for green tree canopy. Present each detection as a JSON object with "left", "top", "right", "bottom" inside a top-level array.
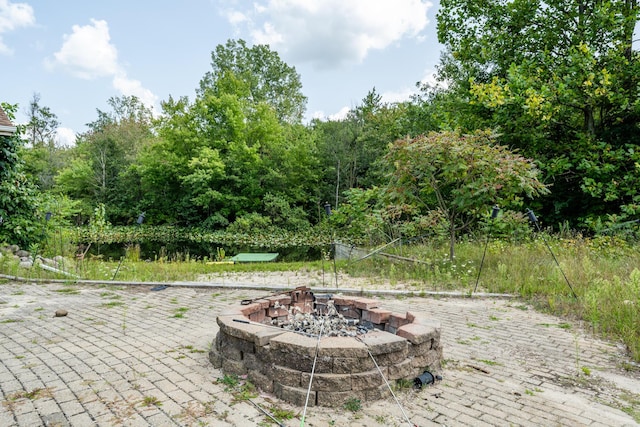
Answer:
[
  {"left": 198, "top": 39, "right": 307, "bottom": 124},
  {"left": 436, "top": 0, "right": 640, "bottom": 227},
  {"left": 54, "top": 96, "right": 155, "bottom": 222},
  {"left": 0, "top": 103, "right": 40, "bottom": 247},
  {"left": 384, "top": 130, "right": 549, "bottom": 258}
]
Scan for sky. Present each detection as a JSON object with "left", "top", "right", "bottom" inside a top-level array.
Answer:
[{"left": 1, "top": 0, "right": 444, "bottom": 146}]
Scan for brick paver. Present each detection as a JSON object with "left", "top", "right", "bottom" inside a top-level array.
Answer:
[{"left": 0, "top": 281, "right": 638, "bottom": 426}]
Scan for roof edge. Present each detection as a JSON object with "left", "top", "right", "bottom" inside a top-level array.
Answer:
[{"left": 0, "top": 124, "right": 17, "bottom": 135}]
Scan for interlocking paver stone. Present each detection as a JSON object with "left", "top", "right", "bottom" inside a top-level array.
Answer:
[{"left": 0, "top": 281, "right": 638, "bottom": 426}]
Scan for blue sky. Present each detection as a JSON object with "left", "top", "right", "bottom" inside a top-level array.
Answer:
[{"left": 1, "top": 0, "right": 443, "bottom": 145}]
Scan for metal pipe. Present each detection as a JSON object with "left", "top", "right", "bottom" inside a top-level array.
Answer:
[{"left": 248, "top": 399, "right": 285, "bottom": 427}]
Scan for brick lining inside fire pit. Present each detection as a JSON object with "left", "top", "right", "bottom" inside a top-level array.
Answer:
[{"left": 209, "top": 286, "right": 443, "bottom": 407}]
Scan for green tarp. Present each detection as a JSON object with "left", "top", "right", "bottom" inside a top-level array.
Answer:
[{"left": 229, "top": 253, "right": 279, "bottom": 263}]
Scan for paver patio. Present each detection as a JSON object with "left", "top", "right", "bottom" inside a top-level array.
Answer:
[{"left": 0, "top": 280, "right": 638, "bottom": 426}]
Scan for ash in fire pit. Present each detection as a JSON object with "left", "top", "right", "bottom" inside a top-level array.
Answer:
[
  {"left": 275, "top": 299, "right": 372, "bottom": 337},
  {"left": 209, "top": 286, "right": 443, "bottom": 407}
]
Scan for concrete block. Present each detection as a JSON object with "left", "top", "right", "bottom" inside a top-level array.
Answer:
[
  {"left": 317, "top": 337, "right": 368, "bottom": 358},
  {"left": 274, "top": 383, "right": 311, "bottom": 407},
  {"left": 272, "top": 365, "right": 303, "bottom": 387},
  {"left": 362, "top": 308, "right": 391, "bottom": 324},
  {"left": 300, "top": 372, "right": 352, "bottom": 392},
  {"left": 351, "top": 368, "right": 386, "bottom": 391},
  {"left": 397, "top": 323, "right": 438, "bottom": 345},
  {"left": 316, "top": 390, "right": 365, "bottom": 407},
  {"left": 352, "top": 297, "right": 380, "bottom": 310},
  {"left": 358, "top": 331, "right": 408, "bottom": 355}
]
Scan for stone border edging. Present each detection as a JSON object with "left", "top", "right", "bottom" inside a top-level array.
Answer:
[{"left": 0, "top": 273, "right": 516, "bottom": 298}]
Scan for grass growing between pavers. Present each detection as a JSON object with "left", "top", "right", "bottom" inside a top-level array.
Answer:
[
  {"left": 140, "top": 396, "right": 162, "bottom": 407},
  {"left": 1, "top": 387, "right": 54, "bottom": 411},
  {"left": 172, "top": 307, "right": 189, "bottom": 318},
  {"left": 216, "top": 374, "right": 259, "bottom": 405},
  {"left": 619, "top": 392, "right": 640, "bottom": 423}
]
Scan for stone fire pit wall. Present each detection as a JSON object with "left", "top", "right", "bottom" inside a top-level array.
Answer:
[{"left": 209, "top": 287, "right": 442, "bottom": 408}]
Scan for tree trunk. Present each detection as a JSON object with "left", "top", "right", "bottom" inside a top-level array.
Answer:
[{"left": 584, "top": 106, "right": 595, "bottom": 135}]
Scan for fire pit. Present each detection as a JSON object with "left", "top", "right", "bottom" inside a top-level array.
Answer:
[{"left": 209, "top": 287, "right": 442, "bottom": 407}]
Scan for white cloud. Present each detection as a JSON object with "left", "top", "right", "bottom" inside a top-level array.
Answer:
[
  {"left": 47, "top": 19, "right": 158, "bottom": 114},
  {"left": 311, "top": 70, "right": 441, "bottom": 123},
  {"left": 381, "top": 70, "right": 445, "bottom": 104},
  {"left": 112, "top": 74, "right": 158, "bottom": 113},
  {"left": 224, "top": 0, "right": 433, "bottom": 69},
  {"left": 56, "top": 127, "right": 76, "bottom": 147},
  {"left": 225, "top": 10, "right": 247, "bottom": 25},
  {"left": 328, "top": 106, "right": 350, "bottom": 121},
  {"left": 310, "top": 106, "right": 350, "bottom": 122},
  {"left": 0, "top": 0, "right": 35, "bottom": 55},
  {"left": 46, "top": 19, "right": 118, "bottom": 79}
]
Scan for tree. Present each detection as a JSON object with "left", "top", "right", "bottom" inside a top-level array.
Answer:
[
  {"left": 198, "top": 39, "right": 307, "bottom": 124},
  {"left": 436, "top": 0, "right": 640, "bottom": 227},
  {"left": 384, "top": 130, "right": 548, "bottom": 259},
  {"left": 21, "top": 93, "right": 68, "bottom": 190},
  {"left": 0, "top": 102, "right": 40, "bottom": 247},
  {"left": 54, "top": 96, "right": 155, "bottom": 222},
  {"left": 313, "top": 89, "right": 420, "bottom": 210},
  {"left": 143, "top": 42, "right": 319, "bottom": 228}
]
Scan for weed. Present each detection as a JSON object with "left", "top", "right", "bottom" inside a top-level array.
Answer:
[
  {"left": 581, "top": 366, "right": 591, "bottom": 376},
  {"left": 140, "top": 395, "right": 162, "bottom": 407},
  {"left": 618, "top": 361, "right": 640, "bottom": 372},
  {"left": 177, "top": 400, "right": 216, "bottom": 425},
  {"left": 343, "top": 397, "right": 362, "bottom": 412},
  {"left": 122, "top": 304, "right": 127, "bottom": 335},
  {"left": 231, "top": 381, "right": 257, "bottom": 403},
  {"left": 478, "top": 359, "right": 502, "bottom": 366},
  {"left": 180, "top": 345, "right": 206, "bottom": 354},
  {"left": 100, "top": 292, "right": 121, "bottom": 299},
  {"left": 524, "top": 389, "right": 535, "bottom": 396},
  {"left": 538, "top": 322, "right": 572, "bottom": 329},
  {"left": 394, "top": 378, "right": 413, "bottom": 390},
  {"left": 54, "top": 288, "right": 80, "bottom": 295},
  {"left": 4, "top": 387, "right": 54, "bottom": 409},
  {"left": 218, "top": 374, "right": 239, "bottom": 390},
  {"left": 0, "top": 319, "right": 22, "bottom": 323},
  {"left": 270, "top": 405, "right": 295, "bottom": 420},
  {"left": 11, "top": 290, "right": 25, "bottom": 295},
  {"left": 375, "top": 414, "right": 387, "bottom": 424},
  {"left": 619, "top": 392, "right": 640, "bottom": 423},
  {"left": 489, "top": 315, "right": 500, "bottom": 321},
  {"left": 33, "top": 307, "right": 44, "bottom": 312},
  {"left": 102, "top": 301, "right": 125, "bottom": 308},
  {"left": 172, "top": 307, "right": 189, "bottom": 318}
]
